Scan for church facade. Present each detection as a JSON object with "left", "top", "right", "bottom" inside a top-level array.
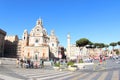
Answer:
[{"left": 20, "top": 19, "right": 59, "bottom": 61}]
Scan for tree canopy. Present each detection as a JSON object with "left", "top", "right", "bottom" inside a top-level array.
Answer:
[
  {"left": 110, "top": 42, "right": 117, "bottom": 49},
  {"left": 118, "top": 41, "right": 120, "bottom": 46},
  {"left": 76, "top": 38, "right": 91, "bottom": 47},
  {"left": 75, "top": 38, "right": 107, "bottom": 49},
  {"left": 75, "top": 38, "right": 120, "bottom": 50}
]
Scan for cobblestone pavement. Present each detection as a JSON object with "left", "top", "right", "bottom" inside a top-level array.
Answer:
[{"left": 0, "top": 58, "right": 120, "bottom": 80}]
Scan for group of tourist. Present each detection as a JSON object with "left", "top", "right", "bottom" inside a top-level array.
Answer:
[
  {"left": 16, "top": 58, "right": 44, "bottom": 69},
  {"left": 15, "top": 55, "right": 109, "bottom": 69}
]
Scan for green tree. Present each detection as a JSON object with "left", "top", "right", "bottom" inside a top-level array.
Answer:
[
  {"left": 115, "top": 49, "right": 119, "bottom": 55},
  {"left": 117, "top": 41, "right": 120, "bottom": 53},
  {"left": 94, "top": 43, "right": 99, "bottom": 48},
  {"left": 104, "top": 44, "right": 109, "bottom": 50},
  {"left": 98, "top": 43, "right": 105, "bottom": 48},
  {"left": 110, "top": 42, "right": 117, "bottom": 50},
  {"left": 94, "top": 43, "right": 105, "bottom": 48},
  {"left": 94, "top": 43, "right": 105, "bottom": 54},
  {"left": 76, "top": 38, "right": 91, "bottom": 47},
  {"left": 118, "top": 41, "right": 120, "bottom": 48}
]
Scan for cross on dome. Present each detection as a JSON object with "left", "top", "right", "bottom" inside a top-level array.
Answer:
[
  {"left": 36, "top": 18, "right": 42, "bottom": 25},
  {"left": 51, "top": 30, "right": 54, "bottom": 35}
]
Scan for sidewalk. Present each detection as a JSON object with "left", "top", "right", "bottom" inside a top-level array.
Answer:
[
  {"left": 0, "top": 58, "right": 16, "bottom": 65},
  {"left": 1, "top": 58, "right": 120, "bottom": 72}
]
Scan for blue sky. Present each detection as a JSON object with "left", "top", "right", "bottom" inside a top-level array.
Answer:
[{"left": 0, "top": 0, "right": 120, "bottom": 48}]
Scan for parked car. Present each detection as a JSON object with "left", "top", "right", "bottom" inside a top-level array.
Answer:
[{"left": 112, "top": 55, "right": 118, "bottom": 59}]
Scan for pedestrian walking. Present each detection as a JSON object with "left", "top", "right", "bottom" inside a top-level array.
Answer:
[
  {"left": 16, "top": 58, "right": 19, "bottom": 68},
  {"left": 39, "top": 59, "right": 44, "bottom": 68},
  {"left": 20, "top": 59, "right": 24, "bottom": 68},
  {"left": 50, "top": 59, "right": 54, "bottom": 66},
  {"left": 99, "top": 55, "right": 103, "bottom": 64}
]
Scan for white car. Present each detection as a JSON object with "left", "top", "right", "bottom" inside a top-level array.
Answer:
[{"left": 113, "top": 55, "right": 118, "bottom": 59}]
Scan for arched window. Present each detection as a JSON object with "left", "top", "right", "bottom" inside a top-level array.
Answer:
[
  {"left": 52, "top": 43, "right": 54, "bottom": 47},
  {"left": 35, "top": 54, "right": 38, "bottom": 60},
  {"left": 35, "top": 39, "right": 39, "bottom": 43}
]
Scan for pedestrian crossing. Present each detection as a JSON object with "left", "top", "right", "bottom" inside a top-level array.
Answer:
[
  {"left": 0, "top": 74, "right": 23, "bottom": 80},
  {"left": 97, "top": 72, "right": 108, "bottom": 80},
  {"left": 0, "top": 68, "right": 120, "bottom": 80},
  {"left": 111, "top": 71, "right": 119, "bottom": 80}
]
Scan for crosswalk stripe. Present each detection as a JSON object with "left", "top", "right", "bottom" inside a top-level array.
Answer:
[
  {"left": 28, "top": 71, "right": 72, "bottom": 78},
  {"left": 23, "top": 71, "right": 65, "bottom": 77},
  {"left": 0, "top": 74, "right": 23, "bottom": 80},
  {"left": 97, "top": 72, "right": 108, "bottom": 80},
  {"left": 15, "top": 69, "right": 67, "bottom": 77},
  {"left": 84, "top": 72, "right": 98, "bottom": 80},
  {"left": 111, "top": 71, "right": 119, "bottom": 80},
  {"left": 10, "top": 68, "right": 120, "bottom": 80},
  {"left": 51, "top": 72, "right": 81, "bottom": 80},
  {"left": 70, "top": 73, "right": 89, "bottom": 80},
  {"left": 32, "top": 72, "right": 71, "bottom": 78},
  {"left": 36, "top": 72, "right": 73, "bottom": 80}
]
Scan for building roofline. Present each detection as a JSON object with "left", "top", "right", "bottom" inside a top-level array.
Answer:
[{"left": 0, "top": 29, "right": 6, "bottom": 36}]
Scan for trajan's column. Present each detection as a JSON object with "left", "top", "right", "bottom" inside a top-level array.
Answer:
[{"left": 66, "top": 33, "right": 71, "bottom": 58}]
